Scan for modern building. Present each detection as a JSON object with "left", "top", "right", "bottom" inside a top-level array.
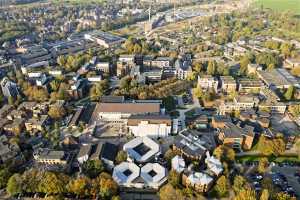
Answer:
[
  {"left": 205, "top": 153, "right": 223, "bottom": 176},
  {"left": 123, "top": 137, "right": 160, "bottom": 163},
  {"left": 175, "top": 59, "right": 192, "bottom": 80},
  {"left": 238, "top": 78, "right": 264, "bottom": 93},
  {"left": 127, "top": 115, "right": 172, "bottom": 138},
  {"left": 33, "top": 148, "right": 71, "bottom": 167}
]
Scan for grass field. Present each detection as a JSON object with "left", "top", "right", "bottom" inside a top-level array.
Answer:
[{"left": 254, "top": 0, "right": 300, "bottom": 14}]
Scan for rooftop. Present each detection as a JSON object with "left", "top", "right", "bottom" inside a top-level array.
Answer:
[
  {"left": 112, "top": 162, "right": 140, "bottom": 185},
  {"left": 95, "top": 102, "right": 160, "bottom": 114}
]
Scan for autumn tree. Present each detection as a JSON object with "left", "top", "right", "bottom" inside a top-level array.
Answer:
[
  {"left": 38, "top": 172, "right": 67, "bottom": 195},
  {"left": 168, "top": 170, "right": 181, "bottom": 188},
  {"left": 207, "top": 60, "right": 217, "bottom": 75},
  {"left": 260, "top": 189, "right": 270, "bottom": 200},
  {"left": 284, "top": 86, "right": 294, "bottom": 101},
  {"left": 234, "top": 187, "right": 256, "bottom": 200},
  {"left": 0, "top": 168, "right": 11, "bottom": 189},
  {"left": 67, "top": 177, "right": 91, "bottom": 197},
  {"left": 159, "top": 183, "right": 184, "bottom": 200},
  {"left": 258, "top": 157, "right": 269, "bottom": 174},
  {"left": 233, "top": 175, "right": 248, "bottom": 194},
  {"left": 48, "top": 105, "right": 66, "bottom": 119},
  {"left": 213, "top": 175, "right": 229, "bottom": 198}
]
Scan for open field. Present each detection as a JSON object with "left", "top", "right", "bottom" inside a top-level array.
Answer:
[{"left": 254, "top": 0, "right": 300, "bottom": 14}]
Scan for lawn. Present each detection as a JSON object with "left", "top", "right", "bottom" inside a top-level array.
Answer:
[{"left": 254, "top": 0, "right": 300, "bottom": 14}]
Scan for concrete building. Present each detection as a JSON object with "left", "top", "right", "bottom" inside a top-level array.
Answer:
[
  {"left": 112, "top": 162, "right": 142, "bottom": 188},
  {"left": 238, "top": 78, "right": 264, "bottom": 93},
  {"left": 175, "top": 59, "right": 192, "bottom": 80},
  {"left": 127, "top": 115, "right": 172, "bottom": 138}
]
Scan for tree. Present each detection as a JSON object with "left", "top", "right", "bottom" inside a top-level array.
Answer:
[
  {"left": 159, "top": 184, "right": 184, "bottom": 200},
  {"left": 82, "top": 160, "right": 104, "bottom": 178},
  {"left": 275, "top": 192, "right": 292, "bottom": 200},
  {"left": 213, "top": 145, "right": 235, "bottom": 162},
  {"left": 48, "top": 105, "right": 66, "bottom": 119},
  {"left": 233, "top": 175, "right": 247, "bottom": 194},
  {"left": 8, "top": 96, "right": 14, "bottom": 105},
  {"left": 234, "top": 187, "right": 256, "bottom": 200},
  {"left": 57, "top": 56, "right": 66, "bottom": 67},
  {"left": 115, "top": 150, "right": 127, "bottom": 164},
  {"left": 6, "top": 173, "right": 23, "bottom": 196},
  {"left": 214, "top": 175, "right": 229, "bottom": 197},
  {"left": 0, "top": 168, "right": 11, "bottom": 189},
  {"left": 260, "top": 189, "right": 270, "bottom": 200},
  {"left": 98, "top": 172, "right": 118, "bottom": 199},
  {"left": 284, "top": 86, "right": 294, "bottom": 101},
  {"left": 258, "top": 157, "right": 269, "bottom": 174},
  {"left": 239, "top": 56, "right": 250, "bottom": 75},
  {"left": 207, "top": 60, "right": 217, "bottom": 75},
  {"left": 38, "top": 172, "right": 66, "bottom": 195},
  {"left": 67, "top": 177, "right": 90, "bottom": 197},
  {"left": 193, "top": 62, "right": 203, "bottom": 74},
  {"left": 289, "top": 104, "right": 300, "bottom": 117},
  {"left": 168, "top": 170, "right": 181, "bottom": 188},
  {"left": 193, "top": 86, "right": 203, "bottom": 99}
]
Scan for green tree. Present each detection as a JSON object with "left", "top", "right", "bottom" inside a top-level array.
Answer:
[
  {"left": 239, "top": 56, "right": 250, "bottom": 75},
  {"left": 193, "top": 86, "right": 203, "bottom": 99},
  {"left": 98, "top": 172, "right": 118, "bottom": 199},
  {"left": 115, "top": 150, "right": 127, "bottom": 164},
  {"left": 82, "top": 160, "right": 104, "bottom": 178},
  {"left": 8, "top": 96, "right": 14, "bottom": 105},
  {"left": 6, "top": 173, "right": 23, "bottom": 196},
  {"left": 284, "top": 86, "right": 294, "bottom": 101},
  {"left": 0, "top": 168, "right": 11, "bottom": 189}
]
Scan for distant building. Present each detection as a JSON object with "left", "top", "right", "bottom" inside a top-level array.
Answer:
[
  {"left": 84, "top": 31, "right": 125, "bottom": 48},
  {"left": 172, "top": 129, "right": 216, "bottom": 161},
  {"left": 182, "top": 171, "right": 214, "bottom": 193},
  {"left": 284, "top": 58, "right": 300, "bottom": 69},
  {"left": 127, "top": 115, "right": 172, "bottom": 138},
  {"left": 217, "top": 122, "right": 255, "bottom": 150},
  {"left": 197, "top": 75, "right": 218, "bottom": 92},
  {"left": 220, "top": 76, "right": 236, "bottom": 93},
  {"left": 1, "top": 77, "right": 19, "bottom": 98},
  {"left": 175, "top": 59, "right": 192, "bottom": 80}
]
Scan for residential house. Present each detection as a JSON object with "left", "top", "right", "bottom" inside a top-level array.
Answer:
[
  {"left": 197, "top": 75, "right": 218, "bottom": 92},
  {"left": 220, "top": 76, "right": 236, "bottom": 93}
]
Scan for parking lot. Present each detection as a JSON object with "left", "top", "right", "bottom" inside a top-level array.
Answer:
[{"left": 271, "top": 165, "right": 300, "bottom": 198}]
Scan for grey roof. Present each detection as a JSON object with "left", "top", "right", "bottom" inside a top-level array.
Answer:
[{"left": 113, "top": 162, "right": 140, "bottom": 185}]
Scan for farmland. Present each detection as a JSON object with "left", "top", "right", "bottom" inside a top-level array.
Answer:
[{"left": 254, "top": 0, "right": 300, "bottom": 14}]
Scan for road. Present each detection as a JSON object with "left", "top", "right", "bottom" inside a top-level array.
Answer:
[{"left": 176, "top": 89, "right": 201, "bottom": 130}]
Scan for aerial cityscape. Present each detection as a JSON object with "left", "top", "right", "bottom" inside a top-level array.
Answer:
[{"left": 0, "top": 0, "right": 299, "bottom": 199}]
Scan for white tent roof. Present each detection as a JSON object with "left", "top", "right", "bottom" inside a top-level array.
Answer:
[
  {"left": 112, "top": 162, "right": 140, "bottom": 185},
  {"left": 123, "top": 137, "right": 160, "bottom": 163},
  {"left": 140, "top": 163, "right": 167, "bottom": 185}
]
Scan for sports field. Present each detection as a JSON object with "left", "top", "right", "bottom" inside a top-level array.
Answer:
[{"left": 254, "top": 0, "right": 300, "bottom": 14}]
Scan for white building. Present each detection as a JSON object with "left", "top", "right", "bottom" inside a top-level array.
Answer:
[
  {"left": 205, "top": 153, "right": 223, "bottom": 176},
  {"left": 127, "top": 115, "right": 172, "bottom": 138},
  {"left": 171, "top": 155, "right": 186, "bottom": 173},
  {"left": 197, "top": 75, "right": 218, "bottom": 92}
]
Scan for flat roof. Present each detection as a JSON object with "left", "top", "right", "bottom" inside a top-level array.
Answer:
[
  {"left": 96, "top": 102, "right": 160, "bottom": 114},
  {"left": 112, "top": 162, "right": 140, "bottom": 184}
]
